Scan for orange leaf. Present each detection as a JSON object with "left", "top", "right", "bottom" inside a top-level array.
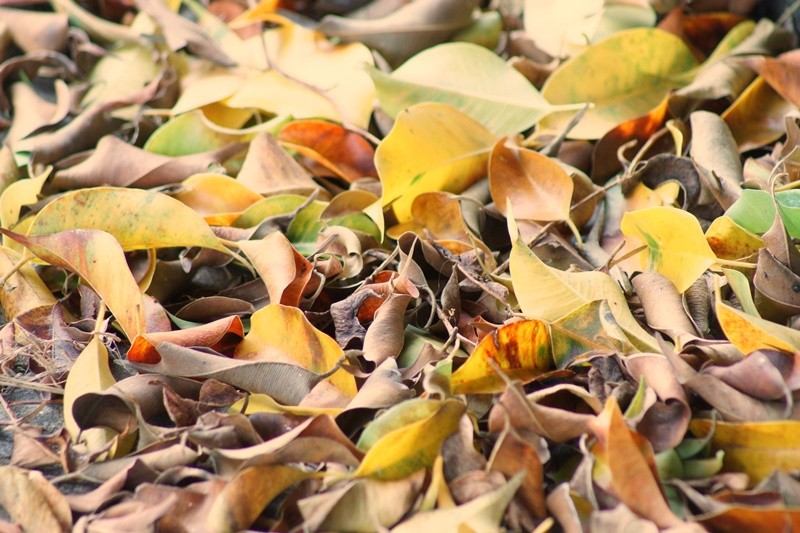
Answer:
[
  {"left": 450, "top": 319, "right": 551, "bottom": 394},
  {"left": 128, "top": 316, "right": 244, "bottom": 364},
  {"left": 589, "top": 398, "right": 682, "bottom": 528},
  {"left": 278, "top": 119, "right": 377, "bottom": 182}
]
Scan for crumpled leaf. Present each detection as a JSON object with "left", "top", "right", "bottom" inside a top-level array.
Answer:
[
  {"left": 238, "top": 232, "right": 313, "bottom": 307},
  {"left": 0, "top": 466, "right": 71, "bottom": 532},
  {"left": 319, "top": 0, "right": 478, "bottom": 66}
]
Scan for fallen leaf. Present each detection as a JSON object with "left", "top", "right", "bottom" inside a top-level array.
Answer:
[
  {"left": 1, "top": 229, "right": 145, "bottom": 339},
  {"left": 355, "top": 399, "right": 465, "bottom": 480},
  {"left": 318, "top": 0, "right": 478, "bottom": 66},
  {"left": 450, "top": 319, "right": 551, "bottom": 394},
  {"left": 540, "top": 28, "right": 698, "bottom": 139},
  {"left": 690, "top": 419, "right": 800, "bottom": 486},
  {"left": 509, "top": 216, "right": 657, "bottom": 351},
  {"left": 620, "top": 206, "right": 719, "bottom": 293},
  {"left": 369, "top": 42, "right": 581, "bottom": 136},
  {"left": 375, "top": 102, "right": 496, "bottom": 224},
  {"left": 0, "top": 466, "right": 71, "bottom": 532},
  {"left": 392, "top": 472, "right": 525, "bottom": 533},
  {"left": 235, "top": 304, "right": 357, "bottom": 397},
  {"left": 489, "top": 137, "right": 573, "bottom": 222}
]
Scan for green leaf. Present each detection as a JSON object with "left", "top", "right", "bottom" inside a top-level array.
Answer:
[{"left": 726, "top": 189, "right": 800, "bottom": 238}]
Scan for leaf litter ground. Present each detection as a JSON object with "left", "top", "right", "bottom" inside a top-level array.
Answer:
[{"left": 4, "top": 0, "right": 800, "bottom": 531}]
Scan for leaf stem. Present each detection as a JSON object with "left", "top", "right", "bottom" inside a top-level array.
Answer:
[
  {"left": 716, "top": 258, "right": 757, "bottom": 269},
  {"left": 0, "top": 254, "right": 32, "bottom": 288}
]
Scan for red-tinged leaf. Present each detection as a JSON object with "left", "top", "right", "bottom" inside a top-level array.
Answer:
[
  {"left": 128, "top": 316, "right": 244, "bottom": 364},
  {"left": 278, "top": 119, "right": 378, "bottom": 182},
  {"left": 592, "top": 94, "right": 671, "bottom": 183},
  {"left": 0, "top": 228, "right": 145, "bottom": 340},
  {"left": 238, "top": 232, "right": 313, "bottom": 307}
]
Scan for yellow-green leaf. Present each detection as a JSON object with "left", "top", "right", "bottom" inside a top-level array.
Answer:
[
  {"left": 368, "top": 42, "right": 581, "bottom": 136},
  {"left": 540, "top": 28, "right": 699, "bottom": 139},
  {"left": 620, "top": 206, "right": 718, "bottom": 293},
  {"left": 375, "top": 102, "right": 496, "bottom": 224},
  {"left": 27, "top": 187, "right": 232, "bottom": 255},
  {"left": 508, "top": 217, "right": 657, "bottom": 351},
  {"left": 355, "top": 399, "right": 465, "bottom": 480}
]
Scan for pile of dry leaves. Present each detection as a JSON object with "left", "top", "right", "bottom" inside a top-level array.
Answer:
[{"left": 4, "top": 0, "right": 800, "bottom": 530}]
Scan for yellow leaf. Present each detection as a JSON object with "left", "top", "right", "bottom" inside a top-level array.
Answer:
[
  {"left": 63, "top": 337, "right": 116, "bottom": 450},
  {"left": 172, "top": 173, "right": 262, "bottom": 225},
  {"left": 376, "top": 103, "right": 496, "bottom": 224},
  {"left": 690, "top": 419, "right": 800, "bottom": 486},
  {"left": 716, "top": 291, "right": 800, "bottom": 354},
  {"left": 508, "top": 217, "right": 657, "bottom": 351},
  {"left": 199, "top": 16, "right": 375, "bottom": 127},
  {"left": 206, "top": 465, "right": 309, "bottom": 532},
  {"left": 0, "top": 167, "right": 49, "bottom": 250},
  {"left": 0, "top": 245, "right": 56, "bottom": 320},
  {"left": 392, "top": 472, "right": 524, "bottom": 533},
  {"left": 450, "top": 320, "right": 551, "bottom": 394},
  {"left": 231, "top": 393, "right": 343, "bottom": 417},
  {"left": 620, "top": 206, "right": 718, "bottom": 293},
  {"left": 705, "top": 215, "right": 764, "bottom": 261},
  {"left": 235, "top": 304, "right": 356, "bottom": 397},
  {"left": 355, "top": 399, "right": 466, "bottom": 480}
]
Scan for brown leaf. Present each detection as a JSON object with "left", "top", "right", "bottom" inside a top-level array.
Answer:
[
  {"left": 0, "top": 466, "right": 71, "bottom": 532},
  {"left": 318, "top": 0, "right": 478, "bottom": 66},
  {"left": 52, "top": 135, "right": 245, "bottom": 190},
  {"left": 239, "top": 232, "right": 313, "bottom": 307},
  {"left": 237, "top": 132, "right": 320, "bottom": 196}
]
